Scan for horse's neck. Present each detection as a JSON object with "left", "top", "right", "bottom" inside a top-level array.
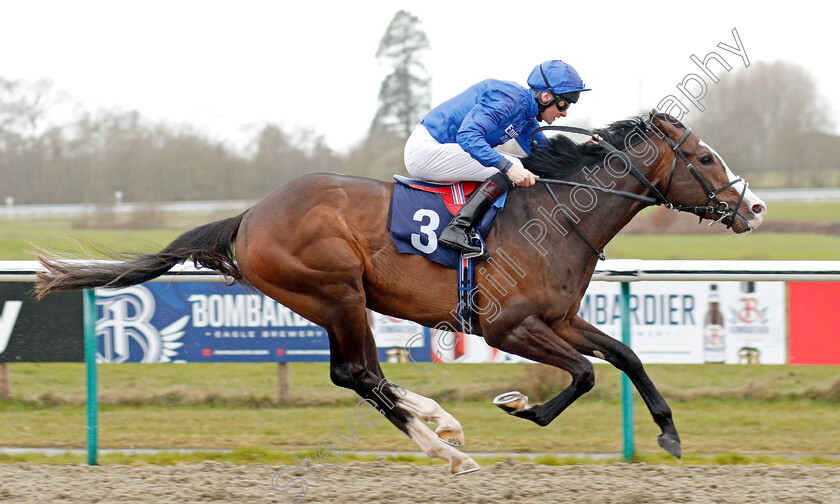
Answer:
[{"left": 521, "top": 160, "right": 656, "bottom": 257}]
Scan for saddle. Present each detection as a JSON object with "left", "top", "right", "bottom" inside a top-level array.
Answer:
[
  {"left": 392, "top": 175, "right": 479, "bottom": 215},
  {"left": 389, "top": 175, "right": 507, "bottom": 334},
  {"left": 388, "top": 175, "right": 505, "bottom": 270}
]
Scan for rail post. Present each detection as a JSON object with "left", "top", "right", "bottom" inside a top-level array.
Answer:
[
  {"left": 620, "top": 281, "right": 635, "bottom": 461},
  {"left": 83, "top": 289, "right": 98, "bottom": 465}
]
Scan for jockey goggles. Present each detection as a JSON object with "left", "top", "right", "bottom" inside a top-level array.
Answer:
[
  {"left": 553, "top": 92, "right": 580, "bottom": 111},
  {"left": 539, "top": 64, "right": 580, "bottom": 111}
]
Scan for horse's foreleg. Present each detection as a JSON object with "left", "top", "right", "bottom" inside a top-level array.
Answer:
[
  {"left": 561, "top": 315, "right": 681, "bottom": 458},
  {"left": 328, "top": 307, "right": 478, "bottom": 475},
  {"left": 487, "top": 315, "right": 595, "bottom": 427}
]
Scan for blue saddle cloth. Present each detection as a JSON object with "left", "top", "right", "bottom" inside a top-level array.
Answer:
[{"left": 388, "top": 176, "right": 506, "bottom": 269}]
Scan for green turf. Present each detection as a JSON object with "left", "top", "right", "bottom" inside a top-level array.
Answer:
[
  {"left": 2, "top": 201, "right": 840, "bottom": 261},
  {"left": 606, "top": 233, "right": 840, "bottom": 260},
  {"left": 2, "top": 397, "right": 839, "bottom": 456},
  {"left": 3, "top": 222, "right": 838, "bottom": 261},
  {"left": 0, "top": 219, "right": 182, "bottom": 260},
  {"left": 7, "top": 362, "right": 840, "bottom": 407},
  {"left": 762, "top": 202, "right": 840, "bottom": 222},
  {"left": 1, "top": 363, "right": 839, "bottom": 462}
]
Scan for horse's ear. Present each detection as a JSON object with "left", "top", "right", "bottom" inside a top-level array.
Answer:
[{"left": 649, "top": 110, "right": 679, "bottom": 140}]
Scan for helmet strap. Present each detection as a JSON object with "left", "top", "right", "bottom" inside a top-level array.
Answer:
[{"left": 533, "top": 89, "right": 552, "bottom": 120}]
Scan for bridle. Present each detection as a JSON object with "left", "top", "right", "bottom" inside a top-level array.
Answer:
[
  {"left": 660, "top": 127, "right": 748, "bottom": 228},
  {"left": 529, "top": 124, "right": 750, "bottom": 260}
]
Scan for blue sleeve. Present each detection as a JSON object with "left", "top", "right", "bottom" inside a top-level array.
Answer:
[
  {"left": 455, "top": 90, "right": 513, "bottom": 169},
  {"left": 517, "top": 120, "right": 548, "bottom": 154}
]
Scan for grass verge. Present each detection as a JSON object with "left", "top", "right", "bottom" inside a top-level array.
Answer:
[{"left": 2, "top": 364, "right": 839, "bottom": 460}]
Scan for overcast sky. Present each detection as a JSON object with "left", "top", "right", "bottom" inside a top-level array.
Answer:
[{"left": 3, "top": 0, "right": 837, "bottom": 153}]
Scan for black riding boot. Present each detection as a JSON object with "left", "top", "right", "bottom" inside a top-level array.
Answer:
[{"left": 439, "top": 172, "right": 514, "bottom": 259}]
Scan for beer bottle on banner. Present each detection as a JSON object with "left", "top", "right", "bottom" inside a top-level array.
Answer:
[{"left": 703, "top": 284, "right": 726, "bottom": 363}]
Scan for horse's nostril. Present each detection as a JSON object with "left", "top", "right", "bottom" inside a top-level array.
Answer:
[{"left": 752, "top": 203, "right": 766, "bottom": 215}]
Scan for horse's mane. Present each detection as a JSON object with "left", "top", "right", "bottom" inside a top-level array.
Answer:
[{"left": 522, "top": 112, "right": 686, "bottom": 179}]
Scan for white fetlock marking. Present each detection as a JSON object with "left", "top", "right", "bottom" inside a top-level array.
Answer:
[
  {"left": 404, "top": 417, "right": 467, "bottom": 466},
  {"left": 397, "top": 391, "right": 463, "bottom": 433}
]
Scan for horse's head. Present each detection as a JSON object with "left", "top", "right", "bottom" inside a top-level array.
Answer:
[{"left": 649, "top": 113, "right": 766, "bottom": 233}]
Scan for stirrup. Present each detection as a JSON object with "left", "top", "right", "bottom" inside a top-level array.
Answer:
[
  {"left": 461, "top": 245, "right": 485, "bottom": 260},
  {"left": 461, "top": 230, "right": 488, "bottom": 260}
]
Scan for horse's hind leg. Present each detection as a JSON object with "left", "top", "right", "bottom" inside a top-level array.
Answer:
[
  {"left": 562, "top": 315, "right": 681, "bottom": 458},
  {"left": 235, "top": 194, "right": 474, "bottom": 473},
  {"left": 361, "top": 323, "right": 466, "bottom": 447},
  {"left": 395, "top": 390, "right": 466, "bottom": 447},
  {"left": 328, "top": 306, "right": 478, "bottom": 474}
]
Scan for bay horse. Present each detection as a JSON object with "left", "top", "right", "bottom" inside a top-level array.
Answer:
[{"left": 35, "top": 111, "right": 766, "bottom": 474}]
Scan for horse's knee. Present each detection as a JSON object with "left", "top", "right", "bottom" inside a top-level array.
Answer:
[{"left": 573, "top": 361, "right": 595, "bottom": 393}]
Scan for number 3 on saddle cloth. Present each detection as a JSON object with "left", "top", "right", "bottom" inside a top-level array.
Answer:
[{"left": 388, "top": 175, "right": 507, "bottom": 333}]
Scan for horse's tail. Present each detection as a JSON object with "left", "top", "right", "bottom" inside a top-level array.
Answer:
[{"left": 35, "top": 211, "right": 250, "bottom": 299}]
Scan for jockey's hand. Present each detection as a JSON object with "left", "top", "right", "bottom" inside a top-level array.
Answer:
[{"left": 506, "top": 163, "right": 539, "bottom": 187}]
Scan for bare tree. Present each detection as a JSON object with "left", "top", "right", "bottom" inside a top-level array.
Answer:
[
  {"left": 691, "top": 60, "right": 836, "bottom": 186},
  {"left": 0, "top": 76, "right": 348, "bottom": 204}
]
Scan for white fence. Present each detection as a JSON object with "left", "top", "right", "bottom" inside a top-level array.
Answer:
[{"left": 3, "top": 259, "right": 840, "bottom": 282}]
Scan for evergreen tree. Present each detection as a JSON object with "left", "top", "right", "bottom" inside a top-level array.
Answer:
[{"left": 369, "top": 10, "right": 431, "bottom": 141}]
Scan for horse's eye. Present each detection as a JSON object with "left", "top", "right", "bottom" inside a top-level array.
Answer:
[{"left": 699, "top": 155, "right": 714, "bottom": 165}]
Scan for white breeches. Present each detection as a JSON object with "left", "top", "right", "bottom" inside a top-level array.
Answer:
[{"left": 404, "top": 124, "right": 523, "bottom": 184}]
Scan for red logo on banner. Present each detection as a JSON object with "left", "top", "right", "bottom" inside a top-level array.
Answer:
[
  {"left": 276, "top": 348, "right": 286, "bottom": 356},
  {"left": 737, "top": 297, "right": 761, "bottom": 323},
  {"left": 202, "top": 348, "right": 212, "bottom": 357}
]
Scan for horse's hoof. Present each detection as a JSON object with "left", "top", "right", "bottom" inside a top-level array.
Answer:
[
  {"left": 436, "top": 427, "right": 465, "bottom": 447},
  {"left": 450, "top": 456, "right": 480, "bottom": 476},
  {"left": 493, "top": 391, "right": 529, "bottom": 414},
  {"left": 657, "top": 433, "right": 682, "bottom": 459}
]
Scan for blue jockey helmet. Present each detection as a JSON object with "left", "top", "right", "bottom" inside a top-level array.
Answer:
[{"left": 527, "top": 60, "right": 591, "bottom": 101}]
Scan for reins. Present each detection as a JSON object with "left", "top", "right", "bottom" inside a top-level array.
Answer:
[{"left": 527, "top": 124, "right": 749, "bottom": 260}]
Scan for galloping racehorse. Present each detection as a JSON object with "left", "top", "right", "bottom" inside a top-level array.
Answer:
[{"left": 35, "top": 112, "right": 766, "bottom": 474}]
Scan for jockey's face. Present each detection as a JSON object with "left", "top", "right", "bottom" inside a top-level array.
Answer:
[{"left": 538, "top": 91, "right": 568, "bottom": 124}]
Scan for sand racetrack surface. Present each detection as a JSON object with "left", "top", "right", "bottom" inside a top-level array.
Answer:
[{"left": 1, "top": 460, "right": 838, "bottom": 503}]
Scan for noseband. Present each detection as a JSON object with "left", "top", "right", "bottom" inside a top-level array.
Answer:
[{"left": 529, "top": 124, "right": 750, "bottom": 260}]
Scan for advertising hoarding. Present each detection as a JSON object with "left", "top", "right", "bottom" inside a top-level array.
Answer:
[
  {"left": 431, "top": 281, "right": 787, "bottom": 365},
  {"left": 92, "top": 283, "right": 429, "bottom": 363},
  {"left": 0, "top": 283, "right": 83, "bottom": 362}
]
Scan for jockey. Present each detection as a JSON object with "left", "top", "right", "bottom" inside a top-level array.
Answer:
[{"left": 404, "top": 60, "right": 591, "bottom": 259}]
